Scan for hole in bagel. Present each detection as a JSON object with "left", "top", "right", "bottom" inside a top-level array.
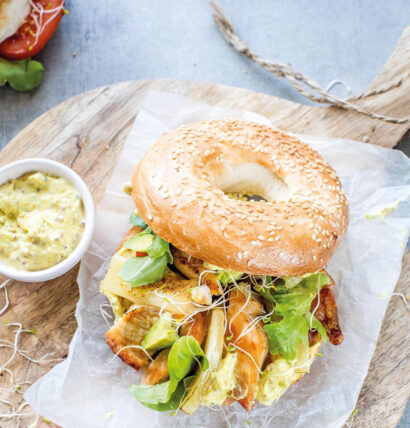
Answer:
[
  {"left": 227, "top": 193, "right": 266, "bottom": 202},
  {"left": 212, "top": 162, "right": 289, "bottom": 202}
]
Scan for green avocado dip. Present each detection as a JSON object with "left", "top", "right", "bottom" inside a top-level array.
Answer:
[{"left": 0, "top": 172, "right": 85, "bottom": 271}]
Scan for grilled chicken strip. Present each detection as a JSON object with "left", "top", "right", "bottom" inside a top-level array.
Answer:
[
  {"left": 105, "top": 305, "right": 159, "bottom": 370},
  {"left": 310, "top": 285, "right": 343, "bottom": 345},
  {"left": 180, "top": 311, "right": 209, "bottom": 346},
  {"left": 171, "top": 247, "right": 222, "bottom": 295},
  {"left": 227, "top": 288, "right": 268, "bottom": 411},
  {"left": 141, "top": 312, "right": 209, "bottom": 386},
  {"left": 141, "top": 348, "right": 171, "bottom": 386}
]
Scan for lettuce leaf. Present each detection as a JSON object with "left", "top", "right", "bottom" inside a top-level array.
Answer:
[
  {"left": 121, "top": 211, "right": 172, "bottom": 286},
  {"left": 119, "top": 254, "right": 168, "bottom": 287},
  {"left": 129, "top": 379, "right": 170, "bottom": 406},
  {"left": 0, "top": 58, "right": 43, "bottom": 91},
  {"left": 256, "top": 277, "right": 277, "bottom": 302},
  {"left": 133, "top": 376, "right": 195, "bottom": 411},
  {"left": 263, "top": 273, "right": 330, "bottom": 360},
  {"left": 217, "top": 270, "right": 242, "bottom": 285},
  {"left": 127, "top": 210, "right": 171, "bottom": 261},
  {"left": 282, "top": 272, "right": 330, "bottom": 290},
  {"left": 203, "top": 262, "right": 242, "bottom": 285},
  {"left": 129, "top": 336, "right": 208, "bottom": 411},
  {"left": 309, "top": 315, "right": 328, "bottom": 343},
  {"left": 272, "top": 284, "right": 315, "bottom": 316},
  {"left": 129, "top": 211, "right": 148, "bottom": 229},
  {"left": 264, "top": 314, "right": 309, "bottom": 360},
  {"left": 147, "top": 235, "right": 173, "bottom": 262}
]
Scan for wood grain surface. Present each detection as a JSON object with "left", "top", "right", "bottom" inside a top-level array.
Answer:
[{"left": 0, "top": 27, "right": 409, "bottom": 428}]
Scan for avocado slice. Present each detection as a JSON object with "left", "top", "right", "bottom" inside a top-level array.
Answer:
[
  {"left": 142, "top": 312, "right": 179, "bottom": 351},
  {"left": 123, "top": 234, "right": 154, "bottom": 252}
]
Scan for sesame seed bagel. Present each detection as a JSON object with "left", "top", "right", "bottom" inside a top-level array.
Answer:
[{"left": 131, "top": 120, "right": 348, "bottom": 276}]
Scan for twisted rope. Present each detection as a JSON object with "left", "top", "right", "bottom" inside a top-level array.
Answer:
[{"left": 211, "top": 2, "right": 409, "bottom": 125}]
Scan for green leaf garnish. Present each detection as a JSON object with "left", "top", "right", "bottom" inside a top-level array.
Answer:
[
  {"left": 256, "top": 285, "right": 275, "bottom": 302},
  {"left": 264, "top": 313, "right": 309, "bottom": 360},
  {"left": 123, "top": 210, "right": 173, "bottom": 285},
  {"left": 309, "top": 315, "right": 328, "bottom": 343},
  {"left": 147, "top": 235, "right": 173, "bottom": 263},
  {"left": 282, "top": 272, "right": 330, "bottom": 291},
  {"left": 263, "top": 273, "right": 329, "bottom": 360},
  {"left": 129, "top": 336, "right": 208, "bottom": 411},
  {"left": 129, "top": 211, "right": 148, "bottom": 229},
  {"left": 217, "top": 270, "right": 242, "bottom": 285},
  {"left": 119, "top": 255, "right": 168, "bottom": 287},
  {"left": 0, "top": 58, "right": 43, "bottom": 91}
]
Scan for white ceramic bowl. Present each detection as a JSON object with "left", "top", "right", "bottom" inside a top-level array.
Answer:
[{"left": 0, "top": 158, "right": 95, "bottom": 282}]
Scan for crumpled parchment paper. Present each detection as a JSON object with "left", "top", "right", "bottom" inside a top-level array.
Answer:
[{"left": 25, "top": 91, "right": 410, "bottom": 428}]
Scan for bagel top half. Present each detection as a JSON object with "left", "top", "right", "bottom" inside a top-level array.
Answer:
[{"left": 132, "top": 120, "right": 348, "bottom": 276}]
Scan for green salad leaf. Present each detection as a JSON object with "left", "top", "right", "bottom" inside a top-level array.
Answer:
[
  {"left": 124, "top": 233, "right": 172, "bottom": 262},
  {"left": 130, "top": 376, "right": 195, "bottom": 412},
  {"left": 309, "top": 315, "right": 328, "bottom": 343},
  {"left": 147, "top": 235, "right": 173, "bottom": 262},
  {"left": 129, "top": 379, "right": 170, "bottom": 406},
  {"left": 217, "top": 270, "right": 242, "bottom": 285},
  {"left": 0, "top": 58, "right": 44, "bottom": 91},
  {"left": 264, "top": 314, "right": 309, "bottom": 360},
  {"left": 257, "top": 285, "right": 275, "bottom": 302},
  {"left": 282, "top": 272, "right": 330, "bottom": 290},
  {"left": 119, "top": 254, "right": 168, "bottom": 287},
  {"left": 129, "top": 336, "right": 208, "bottom": 411},
  {"left": 263, "top": 273, "right": 330, "bottom": 360},
  {"left": 203, "top": 262, "right": 242, "bottom": 285},
  {"left": 272, "top": 284, "right": 316, "bottom": 316},
  {"left": 129, "top": 211, "right": 148, "bottom": 229},
  {"left": 140, "top": 226, "right": 153, "bottom": 235},
  {"left": 121, "top": 210, "right": 173, "bottom": 286},
  {"left": 255, "top": 276, "right": 279, "bottom": 302}
]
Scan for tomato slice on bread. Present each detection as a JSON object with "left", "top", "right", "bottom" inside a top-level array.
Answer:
[{"left": 0, "top": 0, "right": 64, "bottom": 60}]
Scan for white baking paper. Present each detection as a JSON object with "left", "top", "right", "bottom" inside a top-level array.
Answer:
[{"left": 25, "top": 91, "right": 410, "bottom": 428}]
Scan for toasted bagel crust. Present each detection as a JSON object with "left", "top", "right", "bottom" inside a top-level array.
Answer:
[{"left": 132, "top": 120, "right": 348, "bottom": 276}]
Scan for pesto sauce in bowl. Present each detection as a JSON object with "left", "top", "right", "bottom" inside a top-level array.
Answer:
[{"left": 0, "top": 171, "right": 85, "bottom": 271}]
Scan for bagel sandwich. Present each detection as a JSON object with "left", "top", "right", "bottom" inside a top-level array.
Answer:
[{"left": 100, "top": 119, "right": 346, "bottom": 414}]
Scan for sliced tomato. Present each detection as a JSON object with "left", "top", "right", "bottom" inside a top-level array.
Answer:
[
  {"left": 0, "top": 0, "right": 64, "bottom": 60},
  {"left": 135, "top": 251, "right": 148, "bottom": 257}
]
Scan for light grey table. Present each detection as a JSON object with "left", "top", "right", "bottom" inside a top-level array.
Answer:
[{"left": 0, "top": 0, "right": 409, "bottom": 425}]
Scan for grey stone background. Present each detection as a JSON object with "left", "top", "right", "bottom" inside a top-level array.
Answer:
[
  {"left": 1, "top": 0, "right": 409, "bottom": 152},
  {"left": 0, "top": 0, "right": 409, "bottom": 425}
]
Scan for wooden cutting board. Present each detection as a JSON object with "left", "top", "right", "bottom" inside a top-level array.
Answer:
[{"left": 0, "top": 26, "right": 409, "bottom": 428}]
